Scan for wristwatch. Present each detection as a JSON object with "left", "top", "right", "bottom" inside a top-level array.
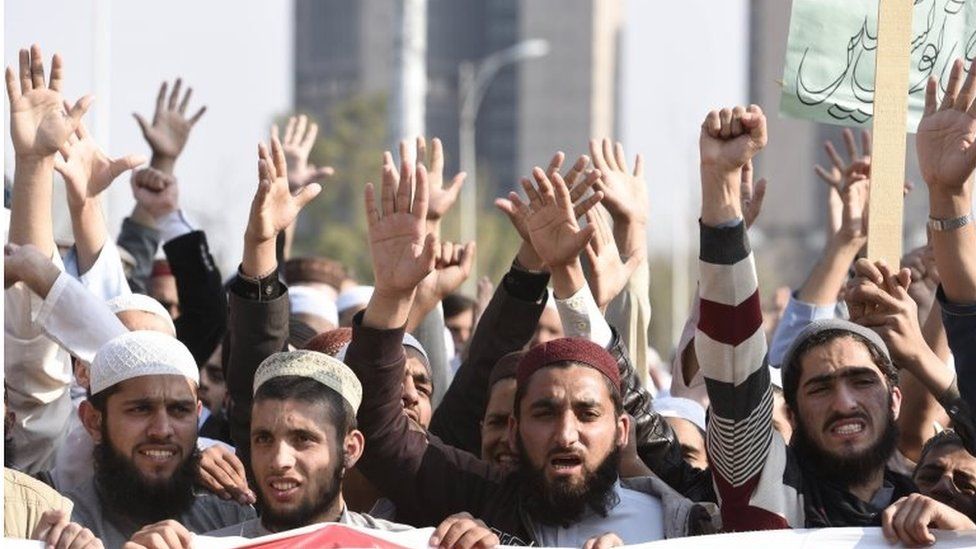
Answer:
[{"left": 927, "top": 212, "right": 974, "bottom": 232}]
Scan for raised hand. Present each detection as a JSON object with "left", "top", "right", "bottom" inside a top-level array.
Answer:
[
  {"left": 740, "top": 160, "right": 768, "bottom": 229},
  {"left": 699, "top": 105, "right": 767, "bottom": 226},
  {"left": 584, "top": 205, "right": 643, "bottom": 310},
  {"left": 410, "top": 241, "right": 476, "bottom": 330},
  {"left": 917, "top": 58, "right": 976, "bottom": 195},
  {"left": 55, "top": 119, "right": 145, "bottom": 209},
  {"left": 814, "top": 128, "right": 871, "bottom": 192},
  {"left": 365, "top": 157, "right": 438, "bottom": 299},
  {"left": 243, "top": 137, "right": 321, "bottom": 278},
  {"left": 5, "top": 44, "right": 91, "bottom": 160},
  {"left": 496, "top": 153, "right": 601, "bottom": 244},
  {"left": 272, "top": 114, "right": 334, "bottom": 192},
  {"left": 845, "top": 259, "right": 919, "bottom": 362},
  {"left": 130, "top": 168, "right": 178, "bottom": 219},
  {"left": 835, "top": 175, "right": 869, "bottom": 245},
  {"left": 522, "top": 167, "right": 602, "bottom": 269},
  {"left": 699, "top": 105, "right": 768, "bottom": 172},
  {"left": 133, "top": 78, "right": 206, "bottom": 169},
  {"left": 417, "top": 137, "right": 466, "bottom": 221},
  {"left": 589, "top": 138, "right": 648, "bottom": 225}
]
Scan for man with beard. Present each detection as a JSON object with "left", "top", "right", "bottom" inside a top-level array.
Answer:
[
  {"left": 65, "top": 330, "right": 253, "bottom": 547},
  {"left": 346, "top": 156, "right": 716, "bottom": 546},
  {"left": 693, "top": 104, "right": 976, "bottom": 542}
]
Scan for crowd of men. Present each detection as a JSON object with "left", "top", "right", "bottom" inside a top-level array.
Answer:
[{"left": 3, "top": 42, "right": 976, "bottom": 548}]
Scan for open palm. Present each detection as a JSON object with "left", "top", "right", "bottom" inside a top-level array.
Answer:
[
  {"left": 365, "top": 160, "right": 436, "bottom": 295},
  {"left": 6, "top": 46, "right": 89, "bottom": 159},
  {"left": 133, "top": 78, "right": 206, "bottom": 160},
  {"left": 55, "top": 122, "right": 145, "bottom": 209},
  {"left": 589, "top": 138, "right": 647, "bottom": 224},
  {"left": 523, "top": 168, "right": 597, "bottom": 268},
  {"left": 917, "top": 59, "right": 976, "bottom": 192},
  {"left": 247, "top": 137, "right": 321, "bottom": 244}
]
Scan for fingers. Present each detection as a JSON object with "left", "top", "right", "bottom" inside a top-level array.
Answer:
[
  {"left": 153, "top": 81, "right": 167, "bottom": 122},
  {"left": 381, "top": 162, "right": 397, "bottom": 216},
  {"left": 109, "top": 154, "right": 148, "bottom": 180},
  {"left": 311, "top": 165, "right": 336, "bottom": 182},
  {"left": 413, "top": 162, "right": 430, "bottom": 220},
  {"left": 133, "top": 113, "right": 151, "bottom": 138},
  {"left": 67, "top": 95, "right": 94, "bottom": 127},
  {"left": 531, "top": 167, "right": 555, "bottom": 205},
  {"left": 702, "top": 110, "right": 721, "bottom": 138},
  {"left": 549, "top": 171, "right": 574, "bottom": 210},
  {"left": 364, "top": 182, "right": 380, "bottom": 226},
  {"left": 956, "top": 58, "right": 976, "bottom": 112},
  {"left": 301, "top": 122, "right": 319, "bottom": 151},
  {"left": 30, "top": 44, "right": 46, "bottom": 90},
  {"left": 49, "top": 53, "right": 64, "bottom": 92},
  {"left": 294, "top": 182, "right": 322, "bottom": 211},
  {"left": 520, "top": 177, "right": 543, "bottom": 210},
  {"left": 431, "top": 137, "right": 445, "bottom": 177},
  {"left": 924, "top": 76, "right": 938, "bottom": 116},
  {"left": 940, "top": 58, "right": 964, "bottom": 111},
  {"left": 564, "top": 155, "right": 589, "bottom": 190},
  {"left": 546, "top": 151, "right": 565, "bottom": 177},
  {"left": 602, "top": 138, "right": 619, "bottom": 171},
  {"left": 589, "top": 138, "right": 608, "bottom": 171},
  {"left": 743, "top": 105, "right": 767, "bottom": 144},
  {"left": 853, "top": 257, "right": 884, "bottom": 285},
  {"left": 284, "top": 116, "right": 297, "bottom": 144},
  {"left": 188, "top": 106, "right": 207, "bottom": 126},
  {"left": 573, "top": 189, "right": 604, "bottom": 219},
  {"left": 730, "top": 105, "right": 745, "bottom": 136},
  {"left": 613, "top": 141, "right": 627, "bottom": 172},
  {"left": 825, "top": 140, "right": 845, "bottom": 173},
  {"left": 396, "top": 158, "right": 413, "bottom": 210},
  {"left": 718, "top": 108, "right": 733, "bottom": 138},
  {"left": 741, "top": 159, "right": 754, "bottom": 199},
  {"left": 294, "top": 115, "right": 308, "bottom": 148},
  {"left": 633, "top": 153, "right": 644, "bottom": 178},
  {"left": 570, "top": 169, "right": 600, "bottom": 204},
  {"left": 842, "top": 128, "right": 858, "bottom": 160},
  {"left": 5, "top": 67, "right": 20, "bottom": 103},
  {"left": 168, "top": 78, "right": 182, "bottom": 111},
  {"left": 177, "top": 87, "right": 193, "bottom": 115},
  {"left": 18, "top": 48, "right": 32, "bottom": 94},
  {"left": 860, "top": 129, "right": 872, "bottom": 157},
  {"left": 270, "top": 136, "right": 287, "bottom": 179}
]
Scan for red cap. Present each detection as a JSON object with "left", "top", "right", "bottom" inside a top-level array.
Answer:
[
  {"left": 303, "top": 327, "right": 353, "bottom": 357},
  {"left": 151, "top": 259, "right": 172, "bottom": 278},
  {"left": 516, "top": 337, "right": 620, "bottom": 391}
]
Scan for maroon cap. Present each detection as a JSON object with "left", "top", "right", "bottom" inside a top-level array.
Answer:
[
  {"left": 516, "top": 337, "right": 620, "bottom": 391},
  {"left": 303, "top": 327, "right": 353, "bottom": 357}
]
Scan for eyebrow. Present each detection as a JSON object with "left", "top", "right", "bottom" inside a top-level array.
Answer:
[
  {"left": 802, "top": 366, "right": 880, "bottom": 388},
  {"left": 412, "top": 372, "right": 432, "bottom": 386},
  {"left": 120, "top": 397, "right": 196, "bottom": 407}
]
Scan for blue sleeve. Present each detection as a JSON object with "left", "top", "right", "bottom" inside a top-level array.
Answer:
[{"left": 768, "top": 294, "right": 840, "bottom": 367}]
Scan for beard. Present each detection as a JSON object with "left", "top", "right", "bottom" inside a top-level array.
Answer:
[
  {"left": 256, "top": 457, "right": 345, "bottom": 533},
  {"left": 93, "top": 427, "right": 200, "bottom": 524},
  {"left": 516, "top": 438, "right": 621, "bottom": 527},
  {"left": 791, "top": 403, "right": 899, "bottom": 488}
]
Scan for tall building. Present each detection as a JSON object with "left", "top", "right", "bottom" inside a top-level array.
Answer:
[{"left": 294, "top": 0, "right": 621, "bottom": 196}]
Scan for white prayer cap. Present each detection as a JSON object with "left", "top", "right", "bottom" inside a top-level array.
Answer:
[
  {"left": 253, "top": 350, "right": 363, "bottom": 412},
  {"left": 290, "top": 285, "right": 339, "bottom": 326},
  {"left": 91, "top": 331, "right": 198, "bottom": 395},
  {"left": 336, "top": 285, "right": 373, "bottom": 313},
  {"left": 106, "top": 293, "right": 176, "bottom": 336},
  {"left": 652, "top": 396, "right": 707, "bottom": 432}
]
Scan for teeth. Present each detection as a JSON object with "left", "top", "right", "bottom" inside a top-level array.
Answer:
[
  {"left": 271, "top": 481, "right": 298, "bottom": 491},
  {"left": 142, "top": 450, "right": 174, "bottom": 458},
  {"left": 835, "top": 423, "right": 864, "bottom": 435}
]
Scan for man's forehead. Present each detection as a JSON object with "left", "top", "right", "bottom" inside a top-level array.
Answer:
[
  {"left": 799, "top": 337, "right": 882, "bottom": 382},
  {"left": 252, "top": 398, "right": 334, "bottom": 434},
  {"left": 523, "top": 365, "right": 610, "bottom": 402}
]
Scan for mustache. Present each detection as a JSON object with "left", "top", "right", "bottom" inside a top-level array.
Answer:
[{"left": 822, "top": 411, "right": 870, "bottom": 431}]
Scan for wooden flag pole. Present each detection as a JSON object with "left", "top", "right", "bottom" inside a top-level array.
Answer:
[{"left": 867, "top": 0, "right": 914, "bottom": 265}]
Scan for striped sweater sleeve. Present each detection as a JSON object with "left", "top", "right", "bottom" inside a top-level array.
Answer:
[{"left": 696, "top": 220, "right": 797, "bottom": 531}]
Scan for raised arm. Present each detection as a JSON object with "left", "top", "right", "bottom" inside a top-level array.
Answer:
[
  {"left": 225, "top": 137, "right": 321, "bottom": 464},
  {"left": 696, "top": 106, "right": 796, "bottom": 530},
  {"left": 915, "top": 58, "right": 976, "bottom": 422},
  {"left": 133, "top": 78, "right": 206, "bottom": 176}
]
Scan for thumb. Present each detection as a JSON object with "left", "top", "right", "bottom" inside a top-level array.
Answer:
[
  {"left": 310, "top": 165, "right": 335, "bottom": 182},
  {"left": 68, "top": 95, "right": 94, "bottom": 126},
  {"left": 494, "top": 197, "right": 516, "bottom": 217},
  {"left": 293, "top": 182, "right": 322, "bottom": 210},
  {"left": 53, "top": 156, "right": 69, "bottom": 178},
  {"left": 132, "top": 112, "right": 151, "bottom": 136},
  {"left": 460, "top": 241, "right": 476, "bottom": 273},
  {"left": 422, "top": 233, "right": 439, "bottom": 271},
  {"left": 446, "top": 172, "right": 467, "bottom": 196},
  {"left": 110, "top": 154, "right": 148, "bottom": 179},
  {"left": 574, "top": 224, "right": 597, "bottom": 251}
]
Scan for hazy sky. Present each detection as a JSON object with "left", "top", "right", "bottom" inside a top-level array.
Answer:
[{"left": 4, "top": 0, "right": 747, "bottom": 274}]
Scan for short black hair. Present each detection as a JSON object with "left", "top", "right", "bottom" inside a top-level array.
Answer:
[
  {"left": 443, "top": 293, "right": 476, "bottom": 319},
  {"left": 512, "top": 361, "right": 623, "bottom": 420},
  {"left": 916, "top": 430, "right": 966, "bottom": 474},
  {"left": 253, "top": 375, "right": 357, "bottom": 436},
  {"left": 782, "top": 329, "right": 897, "bottom": 411},
  {"left": 86, "top": 384, "right": 121, "bottom": 414}
]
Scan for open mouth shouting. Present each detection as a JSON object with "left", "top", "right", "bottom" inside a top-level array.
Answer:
[
  {"left": 548, "top": 453, "right": 584, "bottom": 477},
  {"left": 266, "top": 476, "right": 302, "bottom": 503},
  {"left": 826, "top": 416, "right": 869, "bottom": 442}
]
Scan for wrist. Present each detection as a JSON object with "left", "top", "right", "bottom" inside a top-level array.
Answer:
[
  {"left": 130, "top": 205, "right": 158, "bottom": 228},
  {"left": 151, "top": 155, "right": 176, "bottom": 175},
  {"left": 516, "top": 241, "right": 546, "bottom": 272},
  {"left": 928, "top": 189, "right": 972, "bottom": 219},
  {"left": 241, "top": 238, "right": 277, "bottom": 279},
  {"left": 363, "top": 287, "right": 416, "bottom": 329},
  {"left": 827, "top": 233, "right": 866, "bottom": 255},
  {"left": 549, "top": 259, "right": 586, "bottom": 299},
  {"left": 699, "top": 170, "right": 742, "bottom": 226}
]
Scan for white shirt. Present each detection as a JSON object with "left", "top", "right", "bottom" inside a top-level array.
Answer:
[{"left": 532, "top": 482, "right": 664, "bottom": 547}]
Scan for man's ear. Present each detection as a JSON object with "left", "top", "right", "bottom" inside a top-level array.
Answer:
[
  {"left": 617, "top": 413, "right": 631, "bottom": 449},
  {"left": 79, "top": 400, "right": 103, "bottom": 443},
  {"left": 343, "top": 430, "right": 366, "bottom": 470},
  {"left": 890, "top": 386, "right": 903, "bottom": 421}
]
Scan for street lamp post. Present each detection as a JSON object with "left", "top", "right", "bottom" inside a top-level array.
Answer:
[{"left": 457, "top": 39, "right": 549, "bottom": 292}]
